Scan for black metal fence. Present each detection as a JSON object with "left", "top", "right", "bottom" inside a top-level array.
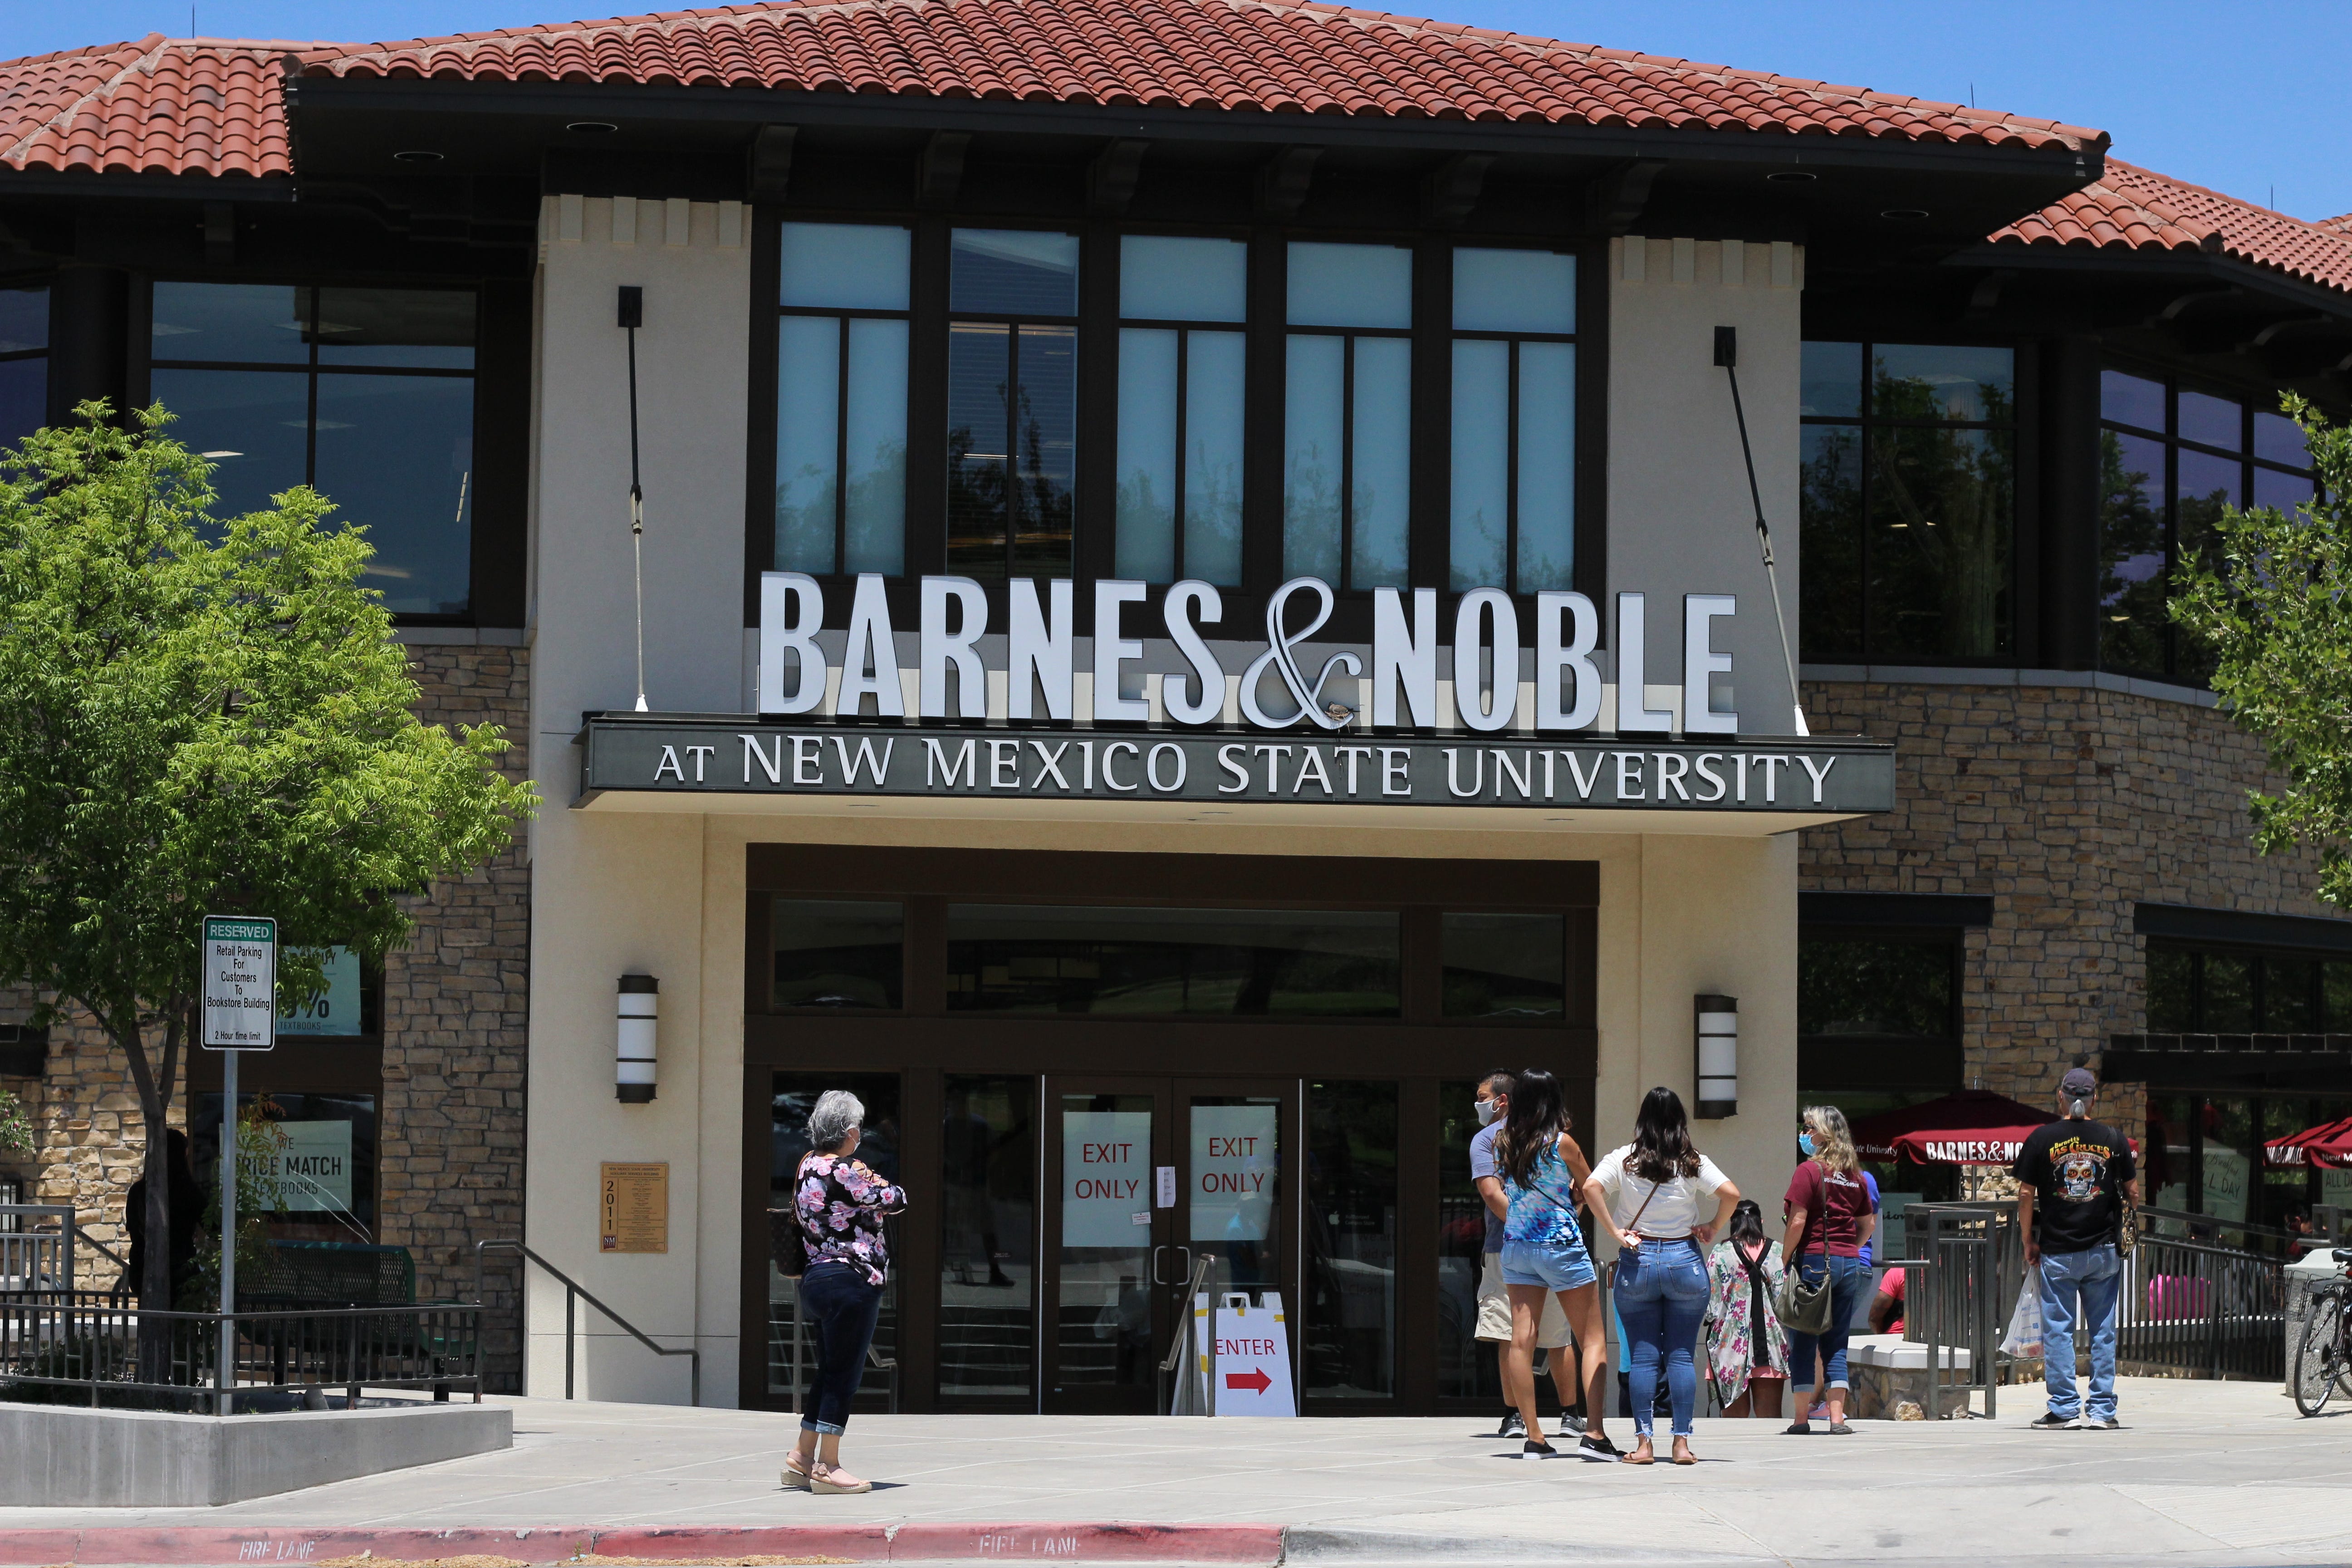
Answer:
[
  {"left": 2116, "top": 1230, "right": 2285, "bottom": 1381},
  {"left": 0, "top": 1291, "right": 483, "bottom": 1408}
]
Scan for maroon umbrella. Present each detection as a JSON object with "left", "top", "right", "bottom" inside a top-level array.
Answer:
[
  {"left": 1847, "top": 1089, "right": 2065, "bottom": 1167},
  {"left": 2266, "top": 1112, "right": 2352, "bottom": 1170}
]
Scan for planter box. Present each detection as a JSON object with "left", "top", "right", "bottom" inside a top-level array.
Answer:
[{"left": 0, "top": 1400, "right": 512, "bottom": 1506}]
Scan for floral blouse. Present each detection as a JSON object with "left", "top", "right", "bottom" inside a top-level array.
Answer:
[
  {"left": 795, "top": 1151, "right": 908, "bottom": 1286},
  {"left": 1704, "top": 1238, "right": 1789, "bottom": 1410}
]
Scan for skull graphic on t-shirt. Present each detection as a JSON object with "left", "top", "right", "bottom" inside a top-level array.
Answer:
[{"left": 2057, "top": 1149, "right": 2103, "bottom": 1202}]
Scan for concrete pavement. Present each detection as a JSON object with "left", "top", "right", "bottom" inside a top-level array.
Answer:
[{"left": 2, "top": 1376, "right": 2347, "bottom": 1565}]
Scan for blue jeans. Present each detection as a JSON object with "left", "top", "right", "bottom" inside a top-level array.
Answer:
[
  {"left": 799, "top": 1262, "right": 883, "bottom": 1435},
  {"left": 1613, "top": 1239, "right": 1710, "bottom": 1439},
  {"left": 1787, "top": 1253, "right": 1869, "bottom": 1399},
  {"left": 2038, "top": 1245, "right": 2122, "bottom": 1421}
]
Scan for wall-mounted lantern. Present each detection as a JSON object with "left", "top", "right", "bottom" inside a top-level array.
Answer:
[
  {"left": 617, "top": 974, "right": 658, "bottom": 1103},
  {"left": 1695, "top": 993, "right": 1737, "bottom": 1119}
]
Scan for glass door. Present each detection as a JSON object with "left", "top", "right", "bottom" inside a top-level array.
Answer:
[{"left": 1041, "top": 1076, "right": 1298, "bottom": 1413}]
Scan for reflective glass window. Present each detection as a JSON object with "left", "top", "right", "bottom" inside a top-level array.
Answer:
[
  {"left": 196, "top": 1091, "right": 379, "bottom": 1237},
  {"left": 1435, "top": 1079, "right": 1498, "bottom": 1400},
  {"left": 2253, "top": 464, "right": 2313, "bottom": 514},
  {"left": 781, "top": 222, "right": 912, "bottom": 311},
  {"left": 945, "top": 905, "right": 1400, "bottom": 1016},
  {"left": 1800, "top": 342, "right": 2014, "bottom": 661},
  {"left": 1286, "top": 242, "right": 1411, "bottom": 329},
  {"left": 147, "top": 282, "right": 476, "bottom": 617},
  {"left": 1121, "top": 235, "right": 1246, "bottom": 323},
  {"left": 774, "top": 225, "right": 911, "bottom": 578},
  {"left": 2254, "top": 409, "right": 2310, "bottom": 469},
  {"left": 2098, "top": 430, "right": 2170, "bottom": 675},
  {"left": 1441, "top": 913, "right": 1565, "bottom": 1020},
  {"left": 2101, "top": 369, "right": 2165, "bottom": 432},
  {"left": 2179, "top": 389, "right": 2242, "bottom": 451},
  {"left": 770, "top": 1073, "right": 901, "bottom": 1401},
  {"left": 1451, "top": 248, "right": 1573, "bottom": 334},
  {"left": 772, "top": 897, "right": 904, "bottom": 1009},
  {"left": 952, "top": 229, "right": 1079, "bottom": 316},
  {"left": 2147, "top": 947, "right": 2194, "bottom": 1033},
  {"left": 0, "top": 284, "right": 44, "bottom": 353},
  {"left": 1798, "top": 935, "right": 1957, "bottom": 1037},
  {"left": 1305, "top": 1081, "right": 1398, "bottom": 1401},
  {"left": 0, "top": 282, "right": 46, "bottom": 447},
  {"left": 940, "top": 1075, "right": 1036, "bottom": 1401}
]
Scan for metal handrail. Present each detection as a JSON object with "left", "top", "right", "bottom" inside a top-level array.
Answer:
[{"left": 474, "top": 1238, "right": 699, "bottom": 1406}]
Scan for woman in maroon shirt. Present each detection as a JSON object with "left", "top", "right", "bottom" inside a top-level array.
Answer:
[{"left": 1779, "top": 1105, "right": 1877, "bottom": 1434}]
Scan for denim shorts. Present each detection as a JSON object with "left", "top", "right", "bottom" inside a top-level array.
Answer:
[{"left": 1500, "top": 1236, "right": 1597, "bottom": 1292}]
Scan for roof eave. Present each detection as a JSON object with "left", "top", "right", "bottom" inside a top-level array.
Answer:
[{"left": 1950, "top": 239, "right": 2352, "bottom": 321}]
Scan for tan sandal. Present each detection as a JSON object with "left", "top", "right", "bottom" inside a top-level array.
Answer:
[
  {"left": 813, "top": 1463, "right": 872, "bottom": 1495},
  {"left": 781, "top": 1454, "right": 813, "bottom": 1490}
]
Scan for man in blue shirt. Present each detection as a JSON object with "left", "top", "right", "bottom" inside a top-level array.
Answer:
[{"left": 1471, "top": 1070, "right": 1584, "bottom": 1438}]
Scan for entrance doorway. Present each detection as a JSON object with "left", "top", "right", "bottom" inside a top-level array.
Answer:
[{"left": 1042, "top": 1077, "right": 1296, "bottom": 1413}]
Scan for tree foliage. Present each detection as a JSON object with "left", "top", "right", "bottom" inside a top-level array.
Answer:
[
  {"left": 2172, "top": 396, "right": 2352, "bottom": 906},
  {"left": 0, "top": 404, "right": 537, "bottom": 1313}
]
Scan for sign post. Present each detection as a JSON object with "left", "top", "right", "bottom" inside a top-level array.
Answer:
[{"left": 201, "top": 916, "right": 275, "bottom": 1416}]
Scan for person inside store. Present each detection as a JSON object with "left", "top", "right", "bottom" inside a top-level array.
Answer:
[
  {"left": 1470, "top": 1069, "right": 1585, "bottom": 1440},
  {"left": 1705, "top": 1199, "right": 1789, "bottom": 1420},
  {"left": 123, "top": 1127, "right": 202, "bottom": 1306},
  {"left": 1493, "top": 1067, "right": 1618, "bottom": 1460},
  {"left": 2014, "top": 1065, "right": 2139, "bottom": 1431},
  {"left": 1781, "top": 1105, "right": 1877, "bottom": 1435},
  {"left": 784, "top": 1090, "right": 908, "bottom": 1495},
  {"left": 1585, "top": 1086, "right": 1740, "bottom": 1465}
]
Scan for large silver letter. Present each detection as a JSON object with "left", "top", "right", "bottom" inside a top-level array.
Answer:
[
  {"left": 1534, "top": 590, "right": 1602, "bottom": 731},
  {"left": 1162, "top": 581, "right": 1226, "bottom": 725},
  {"left": 1682, "top": 593, "right": 1738, "bottom": 735},
  {"left": 836, "top": 572, "right": 905, "bottom": 718},
  {"left": 919, "top": 576, "right": 988, "bottom": 719},
  {"left": 758, "top": 572, "right": 827, "bottom": 715},
  {"left": 1371, "top": 586, "right": 1438, "bottom": 730},
  {"left": 1092, "top": 578, "right": 1150, "bottom": 722},
  {"left": 1008, "top": 577, "right": 1075, "bottom": 721},
  {"left": 1452, "top": 588, "right": 1519, "bottom": 734},
  {"left": 1614, "top": 592, "right": 1673, "bottom": 734}
]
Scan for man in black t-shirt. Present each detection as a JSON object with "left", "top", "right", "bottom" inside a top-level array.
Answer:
[{"left": 2012, "top": 1067, "right": 2140, "bottom": 1431}]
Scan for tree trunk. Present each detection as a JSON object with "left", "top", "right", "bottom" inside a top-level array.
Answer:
[{"left": 113, "top": 1001, "right": 182, "bottom": 1390}]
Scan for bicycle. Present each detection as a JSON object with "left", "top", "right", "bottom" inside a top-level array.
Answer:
[{"left": 2292, "top": 1247, "right": 2352, "bottom": 1417}]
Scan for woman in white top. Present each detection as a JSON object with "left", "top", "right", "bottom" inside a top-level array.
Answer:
[{"left": 1582, "top": 1086, "right": 1741, "bottom": 1466}]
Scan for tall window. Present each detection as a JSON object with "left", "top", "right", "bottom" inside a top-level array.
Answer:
[
  {"left": 1799, "top": 342, "right": 2015, "bottom": 661},
  {"left": 948, "top": 229, "right": 1079, "bottom": 581},
  {"left": 2145, "top": 943, "right": 2352, "bottom": 1034},
  {"left": 148, "top": 283, "right": 476, "bottom": 617},
  {"left": 1284, "top": 242, "right": 1411, "bottom": 589},
  {"left": 1115, "top": 236, "right": 1246, "bottom": 585},
  {"left": 0, "top": 281, "right": 47, "bottom": 447},
  {"left": 775, "top": 222, "right": 911, "bottom": 577},
  {"left": 1449, "top": 248, "right": 1575, "bottom": 592},
  {"left": 2098, "top": 371, "right": 2317, "bottom": 681}
]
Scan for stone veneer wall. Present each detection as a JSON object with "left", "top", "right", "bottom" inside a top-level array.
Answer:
[
  {"left": 1798, "top": 677, "right": 2352, "bottom": 1111},
  {"left": 0, "top": 640, "right": 531, "bottom": 1391}
]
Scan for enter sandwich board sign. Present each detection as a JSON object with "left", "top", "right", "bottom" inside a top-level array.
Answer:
[{"left": 1210, "top": 1292, "right": 1296, "bottom": 1417}]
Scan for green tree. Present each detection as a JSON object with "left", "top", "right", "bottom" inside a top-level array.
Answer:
[
  {"left": 2172, "top": 396, "right": 2352, "bottom": 906},
  {"left": 0, "top": 404, "right": 537, "bottom": 1330},
  {"left": 0, "top": 1086, "right": 30, "bottom": 1157}
]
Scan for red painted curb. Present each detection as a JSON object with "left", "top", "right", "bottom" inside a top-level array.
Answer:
[{"left": 0, "top": 1523, "right": 1286, "bottom": 1565}]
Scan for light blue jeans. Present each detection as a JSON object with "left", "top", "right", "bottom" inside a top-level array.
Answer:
[
  {"left": 1613, "top": 1238, "right": 1710, "bottom": 1438},
  {"left": 2038, "top": 1245, "right": 2122, "bottom": 1422}
]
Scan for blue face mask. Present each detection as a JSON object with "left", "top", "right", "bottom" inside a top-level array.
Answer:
[{"left": 1798, "top": 1131, "right": 1818, "bottom": 1157}]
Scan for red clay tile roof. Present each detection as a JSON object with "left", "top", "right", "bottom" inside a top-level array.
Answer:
[
  {"left": 0, "top": 0, "right": 2103, "bottom": 183},
  {"left": 0, "top": 34, "right": 298, "bottom": 178},
  {"left": 1991, "top": 159, "right": 2352, "bottom": 298},
  {"left": 284, "top": 0, "right": 2102, "bottom": 147}
]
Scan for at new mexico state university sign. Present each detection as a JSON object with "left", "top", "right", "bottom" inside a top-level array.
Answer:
[{"left": 574, "top": 572, "right": 1896, "bottom": 817}]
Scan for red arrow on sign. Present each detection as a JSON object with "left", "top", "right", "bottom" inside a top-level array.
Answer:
[{"left": 1224, "top": 1367, "right": 1272, "bottom": 1394}]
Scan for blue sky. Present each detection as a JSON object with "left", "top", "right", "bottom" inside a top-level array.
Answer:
[{"left": 18, "top": 0, "right": 2351, "bottom": 220}]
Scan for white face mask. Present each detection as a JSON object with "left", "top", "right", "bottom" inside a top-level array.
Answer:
[{"left": 1475, "top": 1098, "right": 1502, "bottom": 1126}]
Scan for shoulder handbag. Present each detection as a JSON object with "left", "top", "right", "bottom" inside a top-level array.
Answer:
[
  {"left": 768, "top": 1206, "right": 808, "bottom": 1279},
  {"left": 1773, "top": 1165, "right": 1835, "bottom": 1334}
]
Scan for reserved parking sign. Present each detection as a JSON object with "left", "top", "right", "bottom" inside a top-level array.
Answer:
[{"left": 201, "top": 915, "right": 277, "bottom": 1051}]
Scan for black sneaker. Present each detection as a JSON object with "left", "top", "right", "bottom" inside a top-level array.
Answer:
[
  {"left": 1521, "top": 1437, "right": 1559, "bottom": 1460},
  {"left": 1495, "top": 1410, "right": 1526, "bottom": 1439},
  {"left": 2029, "top": 1411, "right": 2080, "bottom": 1431},
  {"left": 1558, "top": 1411, "right": 1588, "bottom": 1437},
  {"left": 1576, "top": 1434, "right": 1623, "bottom": 1461}
]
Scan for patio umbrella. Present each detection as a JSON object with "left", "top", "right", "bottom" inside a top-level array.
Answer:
[
  {"left": 1847, "top": 1088, "right": 2063, "bottom": 1166},
  {"left": 2265, "top": 1112, "right": 2352, "bottom": 1170}
]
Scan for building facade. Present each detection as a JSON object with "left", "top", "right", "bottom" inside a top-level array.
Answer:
[{"left": 0, "top": 3, "right": 2344, "bottom": 1409}]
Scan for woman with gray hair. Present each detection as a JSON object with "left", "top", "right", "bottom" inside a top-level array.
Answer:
[{"left": 783, "top": 1089, "right": 906, "bottom": 1495}]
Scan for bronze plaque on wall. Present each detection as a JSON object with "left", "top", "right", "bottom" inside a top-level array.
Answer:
[{"left": 600, "top": 1161, "right": 669, "bottom": 1253}]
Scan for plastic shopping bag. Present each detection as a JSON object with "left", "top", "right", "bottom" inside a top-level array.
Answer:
[{"left": 2000, "top": 1275, "right": 2043, "bottom": 1359}]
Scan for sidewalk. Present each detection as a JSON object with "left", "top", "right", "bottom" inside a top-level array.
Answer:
[{"left": 2, "top": 1377, "right": 2347, "bottom": 1566}]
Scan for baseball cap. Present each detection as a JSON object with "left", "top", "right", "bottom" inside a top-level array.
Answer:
[{"left": 2060, "top": 1067, "right": 2098, "bottom": 1099}]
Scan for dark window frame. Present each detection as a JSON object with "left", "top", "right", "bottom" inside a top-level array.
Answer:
[
  {"left": 1796, "top": 921, "right": 1967, "bottom": 1092},
  {"left": 2143, "top": 937, "right": 2351, "bottom": 1034},
  {"left": 2097, "top": 362, "right": 2319, "bottom": 683},
  {"left": 945, "top": 224, "right": 1085, "bottom": 584},
  {"left": 0, "top": 274, "right": 50, "bottom": 437},
  {"left": 1799, "top": 338, "right": 2022, "bottom": 665},
  {"left": 1445, "top": 244, "right": 1580, "bottom": 597},
  {"left": 137, "top": 276, "right": 485, "bottom": 626}
]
